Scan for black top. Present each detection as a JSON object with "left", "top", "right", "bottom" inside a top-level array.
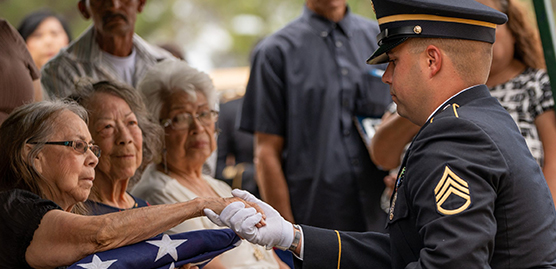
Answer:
[
  {"left": 84, "top": 193, "right": 150, "bottom": 215},
  {"left": 0, "top": 189, "right": 62, "bottom": 269},
  {"left": 239, "top": 5, "right": 391, "bottom": 232},
  {"left": 297, "top": 85, "right": 556, "bottom": 268}
]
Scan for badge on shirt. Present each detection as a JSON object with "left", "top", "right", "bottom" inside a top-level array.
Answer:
[{"left": 434, "top": 165, "right": 471, "bottom": 215}]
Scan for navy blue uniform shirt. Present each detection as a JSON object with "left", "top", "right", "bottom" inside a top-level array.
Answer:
[{"left": 239, "top": 6, "right": 391, "bottom": 232}]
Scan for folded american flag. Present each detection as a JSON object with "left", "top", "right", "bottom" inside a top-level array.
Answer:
[{"left": 68, "top": 229, "right": 241, "bottom": 269}]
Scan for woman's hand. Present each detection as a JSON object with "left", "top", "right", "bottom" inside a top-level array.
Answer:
[
  {"left": 199, "top": 195, "right": 266, "bottom": 222},
  {"left": 204, "top": 189, "right": 295, "bottom": 250}
]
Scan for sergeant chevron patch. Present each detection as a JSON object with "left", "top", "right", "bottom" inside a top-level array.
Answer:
[{"left": 434, "top": 165, "right": 471, "bottom": 215}]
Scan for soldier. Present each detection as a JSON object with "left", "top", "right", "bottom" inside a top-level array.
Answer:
[{"left": 206, "top": 0, "right": 556, "bottom": 268}]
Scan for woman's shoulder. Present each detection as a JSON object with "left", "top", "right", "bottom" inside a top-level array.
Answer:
[
  {"left": 0, "top": 189, "right": 62, "bottom": 269},
  {"left": 130, "top": 194, "right": 150, "bottom": 207},
  {"left": 132, "top": 164, "right": 172, "bottom": 194},
  {"left": 513, "top": 67, "right": 547, "bottom": 85},
  {"left": 1, "top": 189, "right": 61, "bottom": 210}
]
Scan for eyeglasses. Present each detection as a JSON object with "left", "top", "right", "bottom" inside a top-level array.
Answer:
[
  {"left": 29, "top": 140, "right": 101, "bottom": 158},
  {"left": 161, "top": 110, "right": 219, "bottom": 130}
]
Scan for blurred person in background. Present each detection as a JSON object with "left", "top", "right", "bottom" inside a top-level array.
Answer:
[
  {"left": 159, "top": 42, "right": 185, "bottom": 60},
  {"left": 132, "top": 60, "right": 289, "bottom": 269},
  {"left": 41, "top": 0, "right": 174, "bottom": 99},
  {"left": 17, "top": 9, "right": 71, "bottom": 102},
  {"left": 0, "top": 18, "right": 39, "bottom": 124},
  {"left": 215, "top": 97, "right": 260, "bottom": 198},
  {"left": 18, "top": 9, "right": 72, "bottom": 72},
  {"left": 239, "top": 0, "right": 391, "bottom": 233},
  {"left": 69, "top": 79, "right": 163, "bottom": 214}
]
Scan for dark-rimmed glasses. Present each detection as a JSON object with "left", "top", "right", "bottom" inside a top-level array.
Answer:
[
  {"left": 28, "top": 140, "right": 101, "bottom": 158},
  {"left": 161, "top": 110, "right": 219, "bottom": 130}
]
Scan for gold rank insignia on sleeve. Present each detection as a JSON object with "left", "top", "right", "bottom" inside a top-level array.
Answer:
[{"left": 434, "top": 165, "right": 471, "bottom": 215}]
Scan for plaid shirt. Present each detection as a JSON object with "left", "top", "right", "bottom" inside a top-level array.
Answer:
[{"left": 41, "top": 26, "right": 173, "bottom": 99}]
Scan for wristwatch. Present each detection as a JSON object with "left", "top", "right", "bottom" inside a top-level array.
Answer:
[{"left": 289, "top": 224, "right": 302, "bottom": 252}]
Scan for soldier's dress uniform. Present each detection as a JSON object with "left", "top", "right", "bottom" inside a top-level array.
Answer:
[
  {"left": 293, "top": 0, "right": 556, "bottom": 268},
  {"left": 297, "top": 86, "right": 556, "bottom": 268}
]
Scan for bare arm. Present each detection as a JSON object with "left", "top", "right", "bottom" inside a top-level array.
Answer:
[
  {"left": 254, "top": 132, "right": 294, "bottom": 223},
  {"left": 535, "top": 109, "right": 556, "bottom": 208},
  {"left": 370, "top": 111, "right": 420, "bottom": 170},
  {"left": 26, "top": 197, "right": 249, "bottom": 269}
]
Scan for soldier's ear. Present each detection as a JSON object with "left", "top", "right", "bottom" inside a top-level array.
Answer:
[
  {"left": 425, "top": 45, "right": 442, "bottom": 77},
  {"left": 78, "top": 0, "right": 91, "bottom": 20}
]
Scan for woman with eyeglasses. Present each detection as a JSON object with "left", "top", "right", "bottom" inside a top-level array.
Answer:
[
  {"left": 68, "top": 79, "right": 162, "bottom": 214},
  {"left": 132, "top": 60, "right": 289, "bottom": 269},
  {"left": 0, "top": 100, "right": 259, "bottom": 269}
]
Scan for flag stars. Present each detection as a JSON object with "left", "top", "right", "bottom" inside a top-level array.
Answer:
[
  {"left": 77, "top": 255, "right": 117, "bottom": 269},
  {"left": 147, "top": 234, "right": 188, "bottom": 262}
]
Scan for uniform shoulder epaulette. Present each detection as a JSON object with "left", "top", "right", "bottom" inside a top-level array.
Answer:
[{"left": 430, "top": 103, "right": 460, "bottom": 123}]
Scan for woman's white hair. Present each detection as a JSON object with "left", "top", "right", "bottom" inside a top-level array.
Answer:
[{"left": 137, "top": 60, "right": 217, "bottom": 122}]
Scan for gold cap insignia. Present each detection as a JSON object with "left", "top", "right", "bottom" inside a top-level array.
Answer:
[
  {"left": 413, "top": 25, "right": 422, "bottom": 34},
  {"left": 370, "top": 0, "right": 376, "bottom": 15},
  {"left": 434, "top": 166, "right": 471, "bottom": 215}
]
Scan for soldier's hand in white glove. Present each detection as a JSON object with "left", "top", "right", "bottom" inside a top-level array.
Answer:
[{"left": 204, "top": 189, "right": 294, "bottom": 250}]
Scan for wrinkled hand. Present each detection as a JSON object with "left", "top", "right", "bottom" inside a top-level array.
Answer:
[
  {"left": 200, "top": 196, "right": 264, "bottom": 219},
  {"left": 204, "top": 189, "right": 294, "bottom": 250}
]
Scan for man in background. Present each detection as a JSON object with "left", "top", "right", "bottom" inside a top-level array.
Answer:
[
  {"left": 240, "top": 0, "right": 391, "bottom": 232},
  {"left": 41, "top": 0, "right": 173, "bottom": 99}
]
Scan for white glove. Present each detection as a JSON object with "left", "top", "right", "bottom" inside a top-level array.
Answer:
[{"left": 204, "top": 189, "right": 294, "bottom": 250}]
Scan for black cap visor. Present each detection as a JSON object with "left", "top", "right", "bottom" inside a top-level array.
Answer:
[{"left": 367, "top": 37, "right": 408, "bottom": 65}]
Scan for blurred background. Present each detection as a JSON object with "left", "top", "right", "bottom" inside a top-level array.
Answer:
[{"left": 1, "top": 0, "right": 553, "bottom": 101}]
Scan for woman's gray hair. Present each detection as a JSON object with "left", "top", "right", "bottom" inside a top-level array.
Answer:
[
  {"left": 69, "top": 79, "right": 164, "bottom": 187},
  {"left": 0, "top": 100, "right": 88, "bottom": 199},
  {"left": 137, "top": 60, "right": 218, "bottom": 123}
]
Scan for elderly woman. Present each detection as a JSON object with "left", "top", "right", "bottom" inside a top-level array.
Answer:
[
  {"left": 132, "top": 60, "right": 288, "bottom": 269},
  {"left": 69, "top": 79, "right": 160, "bottom": 214},
  {"left": 0, "top": 100, "right": 256, "bottom": 268}
]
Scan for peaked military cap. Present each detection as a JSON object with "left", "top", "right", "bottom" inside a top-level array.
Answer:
[{"left": 367, "top": 0, "right": 508, "bottom": 64}]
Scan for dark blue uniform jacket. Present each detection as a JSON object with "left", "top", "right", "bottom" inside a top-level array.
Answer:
[{"left": 296, "top": 85, "right": 556, "bottom": 268}]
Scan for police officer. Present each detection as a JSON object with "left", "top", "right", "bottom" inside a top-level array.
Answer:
[{"left": 205, "top": 0, "right": 556, "bottom": 267}]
